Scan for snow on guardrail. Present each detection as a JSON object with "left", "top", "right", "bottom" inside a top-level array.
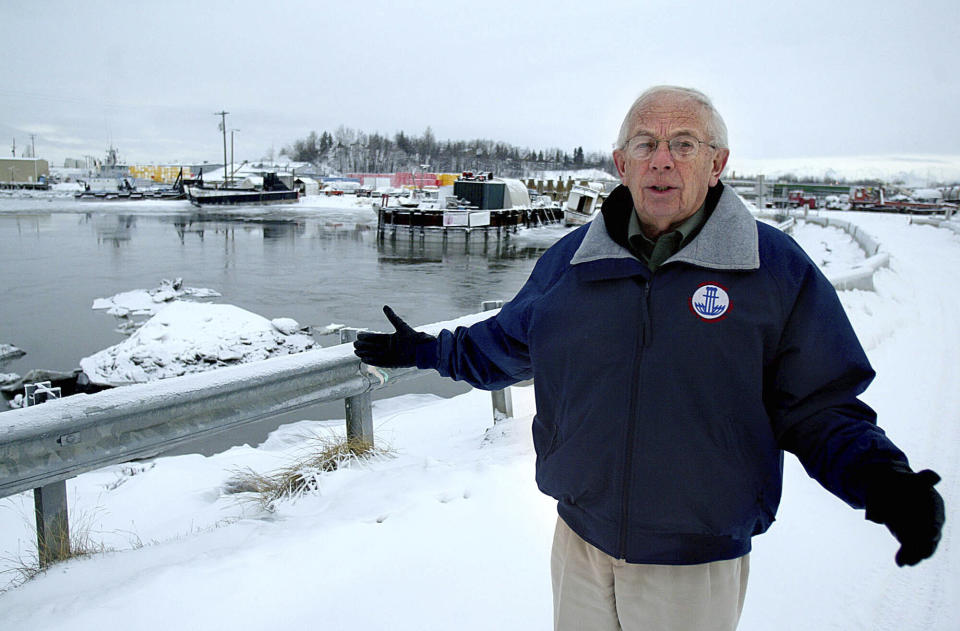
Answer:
[
  {"left": 756, "top": 212, "right": 889, "bottom": 292},
  {"left": 801, "top": 216, "right": 890, "bottom": 291}
]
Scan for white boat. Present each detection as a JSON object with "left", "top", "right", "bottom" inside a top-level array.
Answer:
[
  {"left": 395, "top": 186, "right": 447, "bottom": 209},
  {"left": 563, "top": 185, "right": 603, "bottom": 226}
]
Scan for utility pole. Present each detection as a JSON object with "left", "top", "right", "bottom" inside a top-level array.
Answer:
[
  {"left": 30, "top": 134, "right": 37, "bottom": 182},
  {"left": 10, "top": 137, "right": 14, "bottom": 158},
  {"left": 230, "top": 128, "right": 239, "bottom": 184},
  {"left": 214, "top": 111, "right": 229, "bottom": 186}
]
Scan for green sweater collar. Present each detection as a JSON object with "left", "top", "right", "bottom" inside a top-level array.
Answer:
[{"left": 627, "top": 202, "right": 708, "bottom": 270}]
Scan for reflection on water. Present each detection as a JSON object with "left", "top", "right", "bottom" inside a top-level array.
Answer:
[
  {"left": 377, "top": 231, "right": 547, "bottom": 264},
  {"left": 0, "top": 205, "right": 567, "bottom": 453},
  {"left": 86, "top": 213, "right": 137, "bottom": 247},
  {"left": 0, "top": 207, "right": 560, "bottom": 377}
]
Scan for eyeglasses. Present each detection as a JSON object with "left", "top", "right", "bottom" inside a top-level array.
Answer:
[{"left": 622, "top": 134, "right": 717, "bottom": 161}]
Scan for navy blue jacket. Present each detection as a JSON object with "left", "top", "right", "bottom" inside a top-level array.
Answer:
[{"left": 415, "top": 182, "right": 908, "bottom": 564}]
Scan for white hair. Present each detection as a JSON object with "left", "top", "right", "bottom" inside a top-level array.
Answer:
[{"left": 615, "top": 86, "right": 728, "bottom": 150}]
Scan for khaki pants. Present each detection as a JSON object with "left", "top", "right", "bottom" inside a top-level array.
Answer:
[{"left": 551, "top": 517, "right": 749, "bottom": 631}]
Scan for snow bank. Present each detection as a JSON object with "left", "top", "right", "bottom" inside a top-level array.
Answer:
[{"left": 79, "top": 302, "right": 315, "bottom": 386}]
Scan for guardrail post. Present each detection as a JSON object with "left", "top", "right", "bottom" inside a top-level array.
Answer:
[
  {"left": 26, "top": 382, "right": 70, "bottom": 567},
  {"left": 490, "top": 387, "right": 513, "bottom": 422},
  {"left": 481, "top": 301, "right": 513, "bottom": 422},
  {"left": 34, "top": 481, "right": 69, "bottom": 567},
  {"left": 340, "top": 329, "right": 375, "bottom": 444}
]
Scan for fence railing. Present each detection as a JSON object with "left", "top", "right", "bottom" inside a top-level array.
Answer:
[
  {"left": 909, "top": 215, "right": 960, "bottom": 236},
  {"left": 801, "top": 216, "right": 890, "bottom": 291},
  {"left": 0, "top": 307, "right": 506, "bottom": 565},
  {"left": 757, "top": 211, "right": 889, "bottom": 291}
]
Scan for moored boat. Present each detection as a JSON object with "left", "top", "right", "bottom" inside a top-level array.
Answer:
[
  {"left": 563, "top": 184, "right": 603, "bottom": 226},
  {"left": 185, "top": 172, "right": 299, "bottom": 207},
  {"left": 75, "top": 169, "right": 186, "bottom": 201},
  {"left": 376, "top": 172, "right": 563, "bottom": 240}
]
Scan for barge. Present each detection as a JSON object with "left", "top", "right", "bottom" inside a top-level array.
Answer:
[
  {"left": 185, "top": 172, "right": 299, "bottom": 207},
  {"left": 76, "top": 168, "right": 186, "bottom": 201},
  {"left": 376, "top": 173, "right": 563, "bottom": 240}
]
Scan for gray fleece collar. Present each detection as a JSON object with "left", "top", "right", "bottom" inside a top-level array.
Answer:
[{"left": 570, "top": 186, "right": 759, "bottom": 271}]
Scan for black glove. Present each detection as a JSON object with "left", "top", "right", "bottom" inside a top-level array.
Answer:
[
  {"left": 353, "top": 305, "right": 436, "bottom": 368},
  {"left": 865, "top": 464, "right": 945, "bottom": 567}
]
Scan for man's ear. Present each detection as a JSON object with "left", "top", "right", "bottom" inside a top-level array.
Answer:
[
  {"left": 710, "top": 149, "right": 730, "bottom": 186},
  {"left": 613, "top": 150, "right": 627, "bottom": 180}
]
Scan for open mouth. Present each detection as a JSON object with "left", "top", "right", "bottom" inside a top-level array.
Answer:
[{"left": 648, "top": 185, "right": 676, "bottom": 193}]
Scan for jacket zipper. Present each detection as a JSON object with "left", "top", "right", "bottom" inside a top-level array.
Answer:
[{"left": 618, "top": 280, "right": 652, "bottom": 558}]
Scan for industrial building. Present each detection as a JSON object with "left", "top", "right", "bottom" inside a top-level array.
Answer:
[
  {"left": 1, "top": 157, "right": 50, "bottom": 183},
  {"left": 128, "top": 164, "right": 193, "bottom": 184}
]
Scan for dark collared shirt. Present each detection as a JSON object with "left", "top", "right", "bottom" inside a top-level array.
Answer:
[{"left": 627, "top": 203, "right": 708, "bottom": 271}]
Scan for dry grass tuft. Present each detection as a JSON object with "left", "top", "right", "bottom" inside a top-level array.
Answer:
[
  {"left": 1, "top": 507, "right": 109, "bottom": 591},
  {"left": 223, "top": 434, "right": 391, "bottom": 512}
]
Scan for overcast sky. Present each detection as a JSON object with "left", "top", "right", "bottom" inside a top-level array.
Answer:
[{"left": 3, "top": 0, "right": 958, "bottom": 176}]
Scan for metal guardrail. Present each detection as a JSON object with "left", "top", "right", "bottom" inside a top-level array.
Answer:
[
  {"left": 758, "top": 211, "right": 889, "bottom": 291},
  {"left": 909, "top": 215, "right": 960, "bottom": 237},
  {"left": 0, "top": 307, "right": 504, "bottom": 565},
  {"left": 802, "top": 216, "right": 890, "bottom": 291},
  {"left": 776, "top": 216, "right": 796, "bottom": 233},
  {"left": 753, "top": 211, "right": 796, "bottom": 235}
]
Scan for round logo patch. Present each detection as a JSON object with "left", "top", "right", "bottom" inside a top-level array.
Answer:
[{"left": 690, "top": 283, "right": 731, "bottom": 321}]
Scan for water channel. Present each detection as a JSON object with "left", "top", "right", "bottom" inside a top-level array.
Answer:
[{"left": 0, "top": 195, "right": 573, "bottom": 454}]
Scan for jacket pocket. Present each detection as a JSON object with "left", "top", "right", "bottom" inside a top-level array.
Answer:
[
  {"left": 532, "top": 414, "right": 562, "bottom": 460},
  {"left": 533, "top": 415, "right": 612, "bottom": 507}
]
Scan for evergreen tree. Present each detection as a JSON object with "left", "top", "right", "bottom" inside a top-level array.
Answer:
[{"left": 281, "top": 128, "right": 619, "bottom": 178}]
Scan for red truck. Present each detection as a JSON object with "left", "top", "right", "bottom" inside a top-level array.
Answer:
[{"left": 788, "top": 190, "right": 817, "bottom": 209}]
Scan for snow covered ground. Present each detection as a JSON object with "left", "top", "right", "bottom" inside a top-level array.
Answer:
[
  {"left": 789, "top": 219, "right": 867, "bottom": 272},
  {"left": 726, "top": 154, "right": 960, "bottom": 188},
  {"left": 0, "top": 191, "right": 384, "bottom": 218},
  {"left": 0, "top": 212, "right": 958, "bottom": 629}
]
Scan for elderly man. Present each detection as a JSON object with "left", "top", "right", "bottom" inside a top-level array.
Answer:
[{"left": 354, "top": 86, "right": 944, "bottom": 630}]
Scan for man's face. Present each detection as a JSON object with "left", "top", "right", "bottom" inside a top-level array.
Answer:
[{"left": 613, "top": 94, "right": 729, "bottom": 235}]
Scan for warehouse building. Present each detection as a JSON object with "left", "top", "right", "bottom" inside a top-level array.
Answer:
[
  {"left": 128, "top": 164, "right": 193, "bottom": 184},
  {"left": 0, "top": 157, "right": 50, "bottom": 183}
]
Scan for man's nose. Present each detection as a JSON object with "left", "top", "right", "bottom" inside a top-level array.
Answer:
[{"left": 649, "top": 141, "right": 675, "bottom": 170}]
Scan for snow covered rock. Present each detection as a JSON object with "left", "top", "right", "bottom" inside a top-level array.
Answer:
[
  {"left": 0, "top": 372, "right": 19, "bottom": 387},
  {"left": 79, "top": 302, "right": 315, "bottom": 386},
  {"left": 270, "top": 318, "right": 301, "bottom": 335},
  {"left": 0, "top": 344, "right": 26, "bottom": 362}
]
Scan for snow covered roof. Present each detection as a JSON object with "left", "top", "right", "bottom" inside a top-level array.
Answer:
[
  {"left": 532, "top": 168, "right": 619, "bottom": 182},
  {"left": 911, "top": 188, "right": 943, "bottom": 201},
  {"left": 501, "top": 178, "right": 531, "bottom": 207}
]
